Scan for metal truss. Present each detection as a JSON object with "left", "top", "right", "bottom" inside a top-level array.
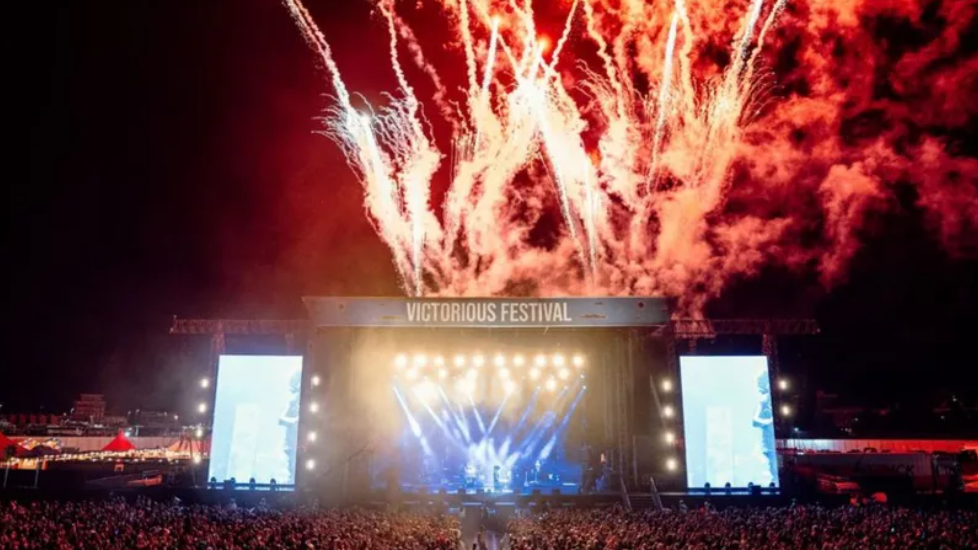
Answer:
[
  {"left": 670, "top": 318, "right": 819, "bottom": 339},
  {"left": 169, "top": 318, "right": 308, "bottom": 335},
  {"left": 171, "top": 317, "right": 818, "bottom": 337}
]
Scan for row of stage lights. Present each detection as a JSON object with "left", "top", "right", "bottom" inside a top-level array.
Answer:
[
  {"left": 777, "top": 378, "right": 793, "bottom": 417},
  {"left": 306, "top": 374, "right": 321, "bottom": 471},
  {"left": 659, "top": 377, "right": 679, "bottom": 472},
  {"left": 394, "top": 352, "right": 585, "bottom": 396},
  {"left": 394, "top": 352, "right": 585, "bottom": 370}
]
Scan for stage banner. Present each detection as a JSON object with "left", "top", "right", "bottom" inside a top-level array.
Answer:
[{"left": 304, "top": 297, "right": 669, "bottom": 328}]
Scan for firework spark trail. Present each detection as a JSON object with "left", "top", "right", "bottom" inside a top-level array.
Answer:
[
  {"left": 527, "top": 54, "right": 590, "bottom": 276},
  {"left": 473, "top": 17, "right": 500, "bottom": 154},
  {"left": 690, "top": 0, "right": 765, "bottom": 204},
  {"left": 509, "top": 0, "right": 537, "bottom": 62},
  {"left": 671, "top": 0, "right": 696, "bottom": 122},
  {"left": 458, "top": 0, "right": 480, "bottom": 103},
  {"left": 548, "top": 0, "right": 579, "bottom": 71},
  {"left": 285, "top": 0, "right": 978, "bottom": 310},
  {"left": 381, "top": 4, "right": 439, "bottom": 296},
  {"left": 283, "top": 0, "right": 414, "bottom": 288},
  {"left": 756, "top": 0, "right": 788, "bottom": 50},
  {"left": 393, "top": 14, "right": 457, "bottom": 125},
  {"left": 580, "top": 0, "right": 627, "bottom": 121},
  {"left": 282, "top": 0, "right": 352, "bottom": 111},
  {"left": 646, "top": 12, "right": 680, "bottom": 190},
  {"left": 743, "top": 0, "right": 790, "bottom": 91},
  {"left": 359, "top": 113, "right": 416, "bottom": 289}
]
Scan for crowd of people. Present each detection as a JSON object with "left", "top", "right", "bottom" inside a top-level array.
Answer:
[
  {"left": 2, "top": 498, "right": 976, "bottom": 550},
  {"left": 0, "top": 499, "right": 461, "bottom": 550},
  {"left": 507, "top": 506, "right": 978, "bottom": 550}
]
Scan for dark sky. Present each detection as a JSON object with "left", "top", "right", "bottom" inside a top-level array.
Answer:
[{"left": 8, "top": 1, "right": 977, "bottom": 418}]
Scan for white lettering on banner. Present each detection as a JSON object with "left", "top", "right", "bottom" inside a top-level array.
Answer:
[{"left": 406, "top": 301, "right": 572, "bottom": 325}]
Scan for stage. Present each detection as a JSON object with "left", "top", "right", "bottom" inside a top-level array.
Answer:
[{"left": 169, "top": 298, "right": 820, "bottom": 501}]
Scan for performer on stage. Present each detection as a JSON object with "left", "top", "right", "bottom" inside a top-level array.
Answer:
[
  {"left": 752, "top": 369, "right": 778, "bottom": 485},
  {"left": 278, "top": 369, "right": 301, "bottom": 482},
  {"left": 464, "top": 462, "right": 478, "bottom": 489}
]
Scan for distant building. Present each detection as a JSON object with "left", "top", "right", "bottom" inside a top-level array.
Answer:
[
  {"left": 1, "top": 414, "right": 61, "bottom": 428},
  {"left": 72, "top": 394, "right": 106, "bottom": 422},
  {"left": 131, "top": 410, "right": 178, "bottom": 429},
  {"left": 102, "top": 415, "right": 129, "bottom": 428},
  {"left": 1, "top": 413, "right": 65, "bottom": 435}
]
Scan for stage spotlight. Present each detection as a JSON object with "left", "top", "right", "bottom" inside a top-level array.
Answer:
[
  {"left": 193, "top": 455, "right": 202, "bottom": 465},
  {"left": 406, "top": 369, "right": 419, "bottom": 381},
  {"left": 311, "top": 375, "right": 321, "bottom": 387},
  {"left": 664, "top": 431, "right": 675, "bottom": 444},
  {"left": 529, "top": 368, "right": 541, "bottom": 380},
  {"left": 454, "top": 354, "right": 466, "bottom": 367},
  {"left": 780, "top": 404, "right": 792, "bottom": 417},
  {"left": 200, "top": 377, "right": 210, "bottom": 389},
  {"left": 197, "top": 402, "right": 207, "bottom": 414},
  {"left": 473, "top": 355, "right": 485, "bottom": 367},
  {"left": 513, "top": 354, "right": 525, "bottom": 367},
  {"left": 534, "top": 354, "right": 547, "bottom": 367},
  {"left": 545, "top": 378, "right": 557, "bottom": 392},
  {"left": 778, "top": 378, "right": 789, "bottom": 391},
  {"left": 666, "top": 458, "right": 678, "bottom": 471},
  {"left": 553, "top": 354, "right": 565, "bottom": 367},
  {"left": 305, "top": 459, "right": 316, "bottom": 471},
  {"left": 503, "top": 379, "right": 517, "bottom": 395},
  {"left": 414, "top": 354, "right": 428, "bottom": 367},
  {"left": 499, "top": 368, "right": 510, "bottom": 380},
  {"left": 309, "top": 402, "right": 320, "bottom": 413},
  {"left": 662, "top": 379, "right": 673, "bottom": 392},
  {"left": 414, "top": 382, "right": 437, "bottom": 404},
  {"left": 663, "top": 405, "right": 675, "bottom": 418},
  {"left": 433, "top": 355, "right": 445, "bottom": 367},
  {"left": 438, "top": 368, "right": 449, "bottom": 380},
  {"left": 558, "top": 367, "right": 570, "bottom": 380},
  {"left": 494, "top": 354, "right": 506, "bottom": 367},
  {"left": 394, "top": 354, "right": 409, "bottom": 369},
  {"left": 572, "top": 355, "right": 584, "bottom": 368},
  {"left": 307, "top": 431, "right": 317, "bottom": 442},
  {"left": 195, "top": 427, "right": 204, "bottom": 439}
]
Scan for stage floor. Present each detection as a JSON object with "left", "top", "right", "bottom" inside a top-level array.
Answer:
[{"left": 391, "top": 481, "right": 582, "bottom": 496}]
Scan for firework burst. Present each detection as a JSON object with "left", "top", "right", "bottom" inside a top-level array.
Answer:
[{"left": 284, "top": 0, "right": 978, "bottom": 312}]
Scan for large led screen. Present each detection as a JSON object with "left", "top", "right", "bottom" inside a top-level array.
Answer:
[
  {"left": 679, "top": 356, "right": 779, "bottom": 489},
  {"left": 208, "top": 355, "right": 303, "bottom": 486}
]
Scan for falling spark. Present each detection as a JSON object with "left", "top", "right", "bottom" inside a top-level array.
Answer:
[{"left": 647, "top": 12, "right": 680, "bottom": 190}]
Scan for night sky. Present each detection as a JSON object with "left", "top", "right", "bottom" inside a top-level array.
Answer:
[{"left": 9, "top": 1, "right": 977, "bottom": 419}]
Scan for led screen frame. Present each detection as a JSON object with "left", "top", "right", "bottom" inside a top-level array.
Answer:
[
  {"left": 208, "top": 355, "right": 304, "bottom": 487},
  {"left": 679, "top": 355, "right": 779, "bottom": 489}
]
